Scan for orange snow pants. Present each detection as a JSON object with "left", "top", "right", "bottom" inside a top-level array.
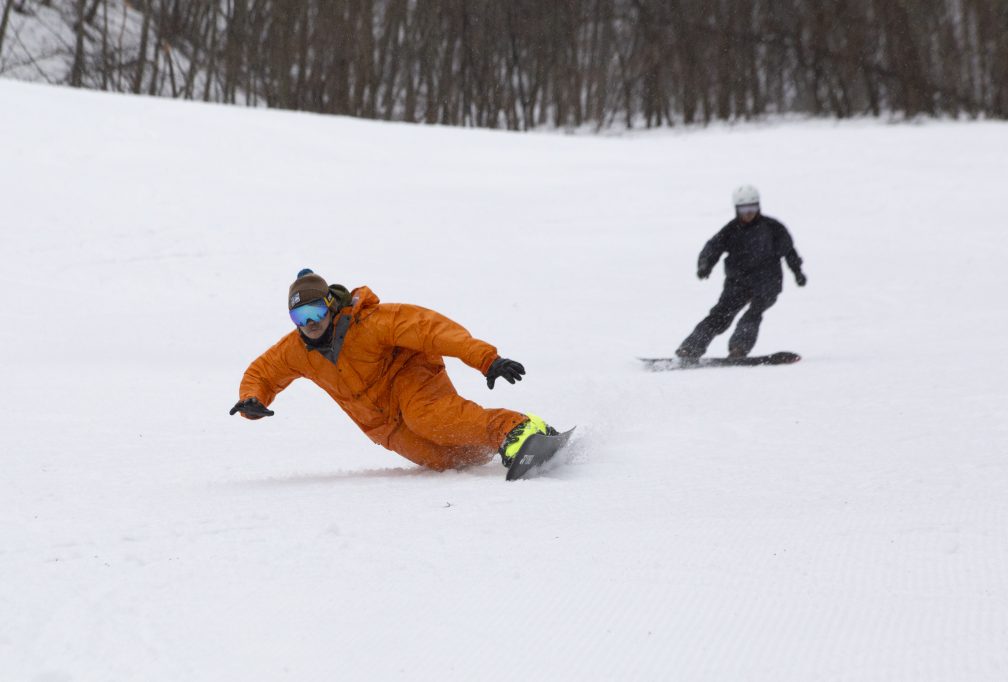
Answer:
[{"left": 386, "top": 362, "right": 526, "bottom": 471}]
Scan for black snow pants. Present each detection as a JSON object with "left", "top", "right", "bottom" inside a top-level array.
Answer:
[{"left": 679, "top": 276, "right": 781, "bottom": 356}]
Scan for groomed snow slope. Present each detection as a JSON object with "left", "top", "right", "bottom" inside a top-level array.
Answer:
[{"left": 2, "top": 79, "right": 1007, "bottom": 681}]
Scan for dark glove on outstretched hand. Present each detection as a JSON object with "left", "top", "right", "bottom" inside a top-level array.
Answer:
[
  {"left": 486, "top": 357, "right": 525, "bottom": 389},
  {"left": 698, "top": 267, "right": 712, "bottom": 280},
  {"left": 795, "top": 271, "right": 807, "bottom": 287},
  {"left": 229, "top": 397, "right": 275, "bottom": 419}
]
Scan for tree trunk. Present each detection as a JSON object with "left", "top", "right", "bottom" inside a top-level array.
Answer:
[
  {"left": 0, "top": 0, "right": 17, "bottom": 61},
  {"left": 133, "top": 0, "right": 152, "bottom": 94},
  {"left": 70, "top": 0, "right": 88, "bottom": 87}
]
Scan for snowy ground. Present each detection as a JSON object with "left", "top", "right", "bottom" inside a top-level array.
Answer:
[{"left": 2, "top": 78, "right": 1007, "bottom": 681}]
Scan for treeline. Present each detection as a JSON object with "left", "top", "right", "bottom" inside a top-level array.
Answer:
[{"left": 20, "top": 0, "right": 1008, "bottom": 128}]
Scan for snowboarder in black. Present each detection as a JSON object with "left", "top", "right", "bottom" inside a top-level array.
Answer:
[{"left": 676, "top": 185, "right": 806, "bottom": 359}]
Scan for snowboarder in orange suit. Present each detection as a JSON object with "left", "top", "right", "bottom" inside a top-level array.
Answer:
[{"left": 230, "top": 269, "right": 554, "bottom": 471}]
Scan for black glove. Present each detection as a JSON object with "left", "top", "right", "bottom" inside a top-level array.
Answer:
[
  {"left": 795, "top": 271, "right": 807, "bottom": 287},
  {"left": 698, "top": 267, "right": 711, "bottom": 280},
  {"left": 486, "top": 357, "right": 525, "bottom": 389},
  {"left": 229, "top": 397, "right": 275, "bottom": 419}
]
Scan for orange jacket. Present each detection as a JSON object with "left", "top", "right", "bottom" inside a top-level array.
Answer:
[{"left": 239, "top": 286, "right": 500, "bottom": 446}]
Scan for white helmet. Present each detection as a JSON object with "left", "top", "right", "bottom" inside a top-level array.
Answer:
[{"left": 732, "top": 184, "right": 760, "bottom": 207}]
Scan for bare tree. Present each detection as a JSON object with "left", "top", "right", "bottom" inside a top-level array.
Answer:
[
  {"left": 31, "top": 0, "right": 1008, "bottom": 127},
  {"left": 0, "top": 0, "right": 16, "bottom": 62},
  {"left": 69, "top": 0, "right": 87, "bottom": 86}
]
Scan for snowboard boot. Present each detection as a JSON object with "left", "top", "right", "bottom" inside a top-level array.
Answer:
[
  {"left": 675, "top": 344, "right": 704, "bottom": 359},
  {"left": 499, "top": 414, "right": 558, "bottom": 468},
  {"left": 727, "top": 347, "right": 748, "bottom": 359},
  {"left": 675, "top": 345, "right": 703, "bottom": 366}
]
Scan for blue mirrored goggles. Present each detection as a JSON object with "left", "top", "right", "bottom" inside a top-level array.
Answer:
[{"left": 289, "top": 300, "right": 330, "bottom": 327}]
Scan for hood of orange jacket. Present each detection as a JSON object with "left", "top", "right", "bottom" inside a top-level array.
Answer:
[{"left": 238, "top": 286, "right": 501, "bottom": 445}]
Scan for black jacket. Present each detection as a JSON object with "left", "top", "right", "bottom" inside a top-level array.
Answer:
[{"left": 698, "top": 214, "right": 803, "bottom": 283}]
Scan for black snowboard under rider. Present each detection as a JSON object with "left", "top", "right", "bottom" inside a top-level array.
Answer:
[{"left": 679, "top": 214, "right": 804, "bottom": 357}]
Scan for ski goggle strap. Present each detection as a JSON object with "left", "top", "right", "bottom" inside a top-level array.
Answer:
[{"left": 289, "top": 300, "right": 330, "bottom": 327}]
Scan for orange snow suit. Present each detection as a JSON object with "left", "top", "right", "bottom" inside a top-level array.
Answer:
[{"left": 238, "top": 286, "right": 525, "bottom": 470}]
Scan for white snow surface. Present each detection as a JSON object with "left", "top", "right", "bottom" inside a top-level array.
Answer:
[{"left": 2, "top": 79, "right": 1008, "bottom": 681}]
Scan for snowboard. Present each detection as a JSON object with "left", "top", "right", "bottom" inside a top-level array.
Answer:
[
  {"left": 505, "top": 427, "right": 576, "bottom": 481},
  {"left": 639, "top": 351, "right": 801, "bottom": 371}
]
